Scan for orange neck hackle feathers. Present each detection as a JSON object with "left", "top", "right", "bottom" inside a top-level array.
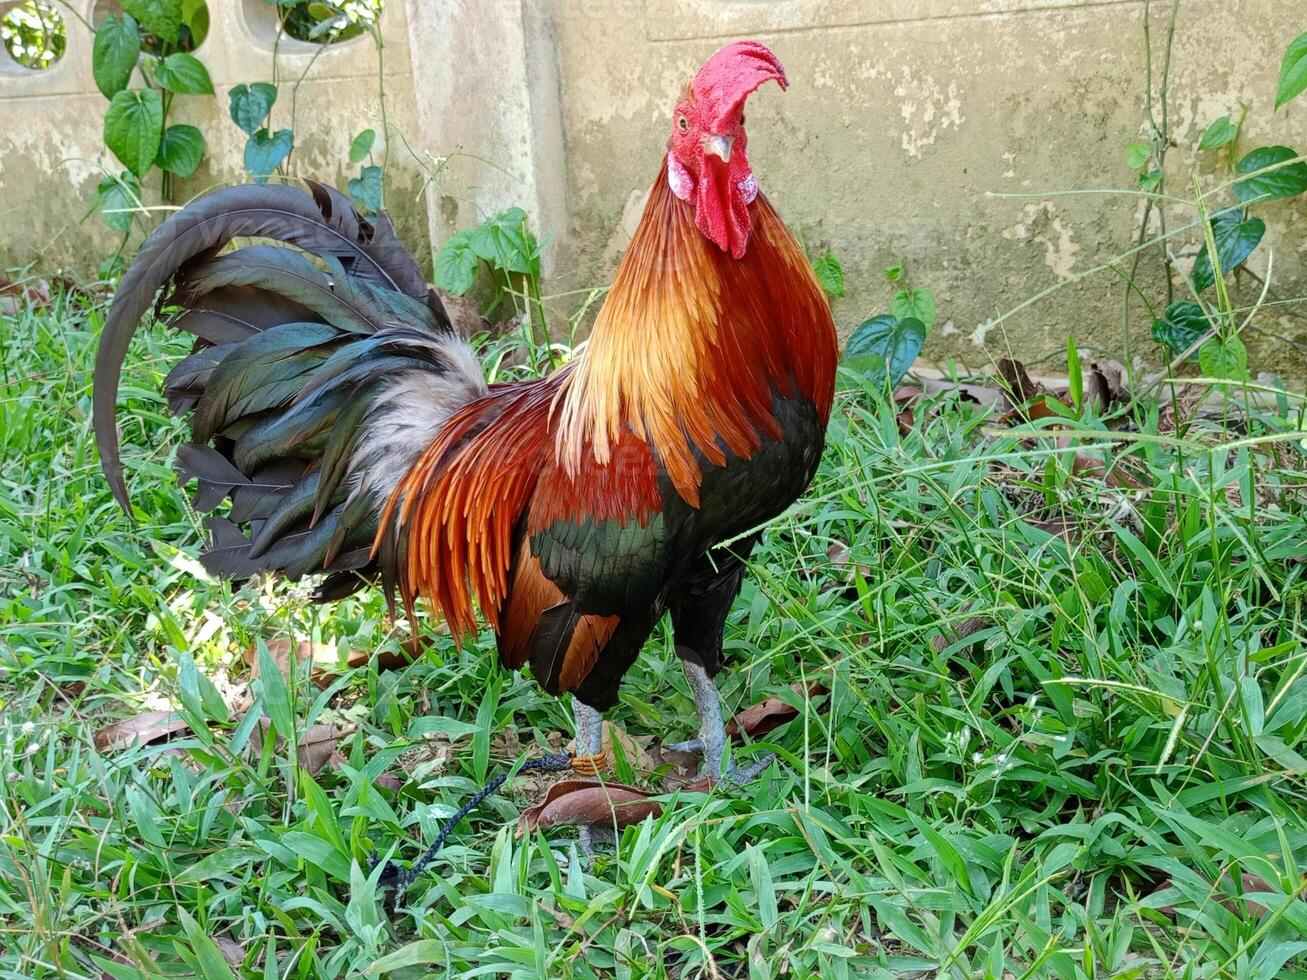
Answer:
[{"left": 553, "top": 170, "right": 837, "bottom": 506}]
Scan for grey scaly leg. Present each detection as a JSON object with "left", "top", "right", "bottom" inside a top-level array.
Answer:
[
  {"left": 665, "top": 658, "right": 774, "bottom": 784},
  {"left": 573, "top": 699, "right": 604, "bottom": 858},
  {"left": 574, "top": 698, "right": 604, "bottom": 759},
  {"left": 662, "top": 658, "right": 731, "bottom": 779}
]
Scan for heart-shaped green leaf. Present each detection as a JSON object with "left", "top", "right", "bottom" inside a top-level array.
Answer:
[
  {"left": 469, "top": 208, "right": 539, "bottom": 277},
  {"left": 1233, "top": 145, "right": 1307, "bottom": 203},
  {"left": 811, "top": 251, "right": 844, "bottom": 297},
  {"left": 434, "top": 229, "right": 479, "bottom": 296},
  {"left": 122, "top": 0, "right": 182, "bottom": 43},
  {"left": 153, "top": 51, "right": 212, "bottom": 94},
  {"left": 1276, "top": 32, "right": 1307, "bottom": 110},
  {"left": 890, "top": 287, "right": 937, "bottom": 331},
  {"left": 95, "top": 171, "right": 142, "bottom": 234},
  {"left": 92, "top": 13, "right": 141, "bottom": 99},
  {"left": 1198, "top": 116, "right": 1238, "bottom": 152},
  {"left": 349, "top": 128, "right": 376, "bottom": 164},
  {"left": 1199, "top": 334, "right": 1248, "bottom": 381},
  {"left": 1191, "top": 209, "right": 1264, "bottom": 293},
  {"left": 104, "top": 88, "right": 163, "bottom": 178},
  {"left": 156, "top": 123, "right": 204, "bottom": 178},
  {"left": 843, "top": 314, "right": 926, "bottom": 391},
  {"left": 244, "top": 128, "right": 293, "bottom": 183},
  {"left": 347, "top": 165, "right": 383, "bottom": 214},
  {"left": 229, "top": 82, "right": 277, "bottom": 136},
  {"left": 1151, "top": 301, "right": 1211, "bottom": 360}
]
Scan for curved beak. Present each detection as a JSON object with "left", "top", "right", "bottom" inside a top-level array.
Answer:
[{"left": 701, "top": 134, "right": 734, "bottom": 163}]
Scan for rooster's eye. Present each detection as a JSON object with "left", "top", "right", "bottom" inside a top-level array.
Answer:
[{"left": 677, "top": 115, "right": 689, "bottom": 133}]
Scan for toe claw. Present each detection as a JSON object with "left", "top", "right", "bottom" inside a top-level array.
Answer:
[
  {"left": 719, "top": 752, "right": 776, "bottom": 787},
  {"left": 663, "top": 738, "right": 705, "bottom": 754}
]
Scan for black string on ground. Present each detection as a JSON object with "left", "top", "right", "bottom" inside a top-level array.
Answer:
[{"left": 370, "top": 752, "right": 576, "bottom": 898}]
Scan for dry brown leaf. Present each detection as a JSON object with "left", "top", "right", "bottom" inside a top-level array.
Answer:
[
  {"left": 726, "top": 679, "right": 829, "bottom": 739},
  {"left": 249, "top": 717, "right": 355, "bottom": 775},
  {"left": 324, "top": 749, "right": 405, "bottom": 789},
  {"left": 1087, "top": 358, "right": 1130, "bottom": 411},
  {"left": 216, "top": 937, "right": 245, "bottom": 969},
  {"left": 246, "top": 637, "right": 417, "bottom": 688},
  {"left": 653, "top": 744, "right": 705, "bottom": 784},
  {"left": 299, "top": 723, "right": 352, "bottom": 774},
  {"left": 518, "top": 779, "right": 660, "bottom": 832},
  {"left": 517, "top": 779, "right": 667, "bottom": 834},
  {"left": 918, "top": 376, "right": 1008, "bottom": 410},
  {"left": 431, "top": 285, "right": 496, "bottom": 338},
  {"left": 93, "top": 710, "right": 190, "bottom": 753},
  {"left": 603, "top": 720, "right": 655, "bottom": 772},
  {"left": 999, "top": 393, "right": 1066, "bottom": 427},
  {"left": 825, "top": 539, "right": 871, "bottom": 590},
  {"left": 996, "top": 358, "right": 1052, "bottom": 406},
  {"left": 0, "top": 275, "right": 52, "bottom": 315},
  {"left": 1070, "top": 453, "right": 1147, "bottom": 490},
  {"left": 930, "top": 615, "right": 992, "bottom": 654},
  {"left": 1153, "top": 871, "right": 1282, "bottom": 918}
]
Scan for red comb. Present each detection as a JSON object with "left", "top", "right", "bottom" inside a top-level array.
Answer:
[{"left": 691, "top": 40, "right": 788, "bottom": 130}]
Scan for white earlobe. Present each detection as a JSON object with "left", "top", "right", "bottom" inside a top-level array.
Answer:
[
  {"left": 737, "top": 172, "right": 758, "bottom": 204},
  {"left": 667, "top": 154, "right": 695, "bottom": 202}
]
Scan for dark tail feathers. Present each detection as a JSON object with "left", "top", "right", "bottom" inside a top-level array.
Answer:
[{"left": 94, "top": 180, "right": 486, "bottom": 599}]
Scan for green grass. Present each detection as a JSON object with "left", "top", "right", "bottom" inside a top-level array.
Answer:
[{"left": 3, "top": 286, "right": 1307, "bottom": 979}]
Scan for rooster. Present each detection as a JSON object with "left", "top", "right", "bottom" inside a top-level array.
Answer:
[{"left": 94, "top": 40, "right": 838, "bottom": 788}]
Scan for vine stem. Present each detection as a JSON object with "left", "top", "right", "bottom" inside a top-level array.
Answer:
[
  {"left": 1124, "top": 0, "right": 1181, "bottom": 383},
  {"left": 373, "top": 19, "right": 390, "bottom": 210}
]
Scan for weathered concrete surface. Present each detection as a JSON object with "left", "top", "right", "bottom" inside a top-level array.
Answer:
[
  {"left": 3, "top": 0, "right": 1305, "bottom": 377},
  {"left": 0, "top": 0, "right": 429, "bottom": 275},
  {"left": 551, "top": 0, "right": 1306, "bottom": 375},
  {"left": 403, "top": 0, "right": 1305, "bottom": 377}
]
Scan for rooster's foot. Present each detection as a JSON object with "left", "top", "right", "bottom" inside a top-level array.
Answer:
[
  {"left": 663, "top": 737, "right": 704, "bottom": 754},
  {"left": 718, "top": 752, "right": 776, "bottom": 787},
  {"left": 577, "top": 823, "right": 616, "bottom": 862},
  {"left": 670, "top": 658, "right": 778, "bottom": 784}
]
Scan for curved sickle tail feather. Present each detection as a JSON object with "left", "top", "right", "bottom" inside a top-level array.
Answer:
[{"left": 93, "top": 180, "right": 487, "bottom": 599}]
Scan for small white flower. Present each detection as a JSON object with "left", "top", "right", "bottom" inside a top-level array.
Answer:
[
  {"left": 972, "top": 751, "right": 983, "bottom": 764},
  {"left": 1027, "top": 694, "right": 1039, "bottom": 709},
  {"left": 995, "top": 753, "right": 1008, "bottom": 766}
]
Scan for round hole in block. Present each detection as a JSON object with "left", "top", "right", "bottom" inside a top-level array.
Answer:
[
  {"left": 276, "top": 0, "right": 383, "bottom": 45},
  {"left": 91, "top": 0, "right": 209, "bottom": 54},
  {"left": 1, "top": 1, "right": 67, "bottom": 70}
]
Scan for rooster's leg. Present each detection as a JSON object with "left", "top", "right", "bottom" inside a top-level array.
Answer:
[
  {"left": 573, "top": 698, "right": 603, "bottom": 761},
  {"left": 677, "top": 658, "right": 727, "bottom": 778},
  {"left": 573, "top": 699, "right": 606, "bottom": 858},
  {"left": 665, "top": 659, "right": 774, "bottom": 783}
]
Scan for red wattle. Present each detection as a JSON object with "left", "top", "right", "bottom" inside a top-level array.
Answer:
[{"left": 695, "top": 161, "right": 751, "bottom": 259}]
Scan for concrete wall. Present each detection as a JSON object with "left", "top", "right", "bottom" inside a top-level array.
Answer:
[
  {"left": 405, "top": 0, "right": 1307, "bottom": 378},
  {"left": 0, "top": 0, "right": 429, "bottom": 274},
  {"left": 2, "top": 0, "right": 1305, "bottom": 376}
]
